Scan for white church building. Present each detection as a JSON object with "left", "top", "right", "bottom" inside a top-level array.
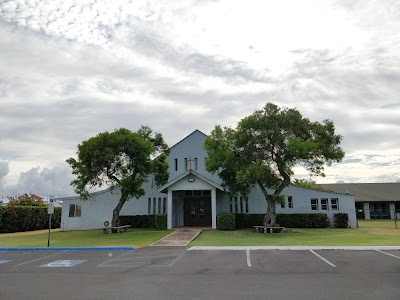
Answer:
[{"left": 60, "top": 130, "right": 357, "bottom": 230}]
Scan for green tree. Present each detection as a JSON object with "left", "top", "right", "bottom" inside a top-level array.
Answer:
[
  {"left": 7, "top": 193, "right": 45, "bottom": 206},
  {"left": 66, "top": 126, "right": 169, "bottom": 228},
  {"left": 204, "top": 103, "right": 344, "bottom": 226}
]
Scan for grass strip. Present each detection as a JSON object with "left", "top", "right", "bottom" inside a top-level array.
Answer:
[{"left": 0, "top": 228, "right": 173, "bottom": 249}]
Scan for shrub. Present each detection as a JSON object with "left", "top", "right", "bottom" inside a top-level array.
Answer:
[
  {"left": 246, "top": 214, "right": 265, "bottom": 227},
  {"left": 277, "top": 214, "right": 330, "bottom": 228},
  {"left": 155, "top": 214, "right": 167, "bottom": 230},
  {"left": 0, "top": 206, "right": 61, "bottom": 233},
  {"left": 235, "top": 213, "right": 264, "bottom": 228},
  {"left": 119, "top": 215, "right": 156, "bottom": 228},
  {"left": 334, "top": 213, "right": 349, "bottom": 228},
  {"left": 232, "top": 213, "right": 330, "bottom": 229},
  {"left": 217, "top": 213, "right": 235, "bottom": 230}
]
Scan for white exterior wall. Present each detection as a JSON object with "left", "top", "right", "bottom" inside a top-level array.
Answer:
[
  {"left": 245, "top": 185, "right": 357, "bottom": 228},
  {"left": 61, "top": 190, "right": 120, "bottom": 231},
  {"left": 168, "top": 130, "right": 222, "bottom": 184},
  {"left": 61, "top": 129, "right": 357, "bottom": 230},
  {"left": 61, "top": 180, "right": 165, "bottom": 231}
]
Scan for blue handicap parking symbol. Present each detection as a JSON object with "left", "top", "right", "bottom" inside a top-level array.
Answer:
[
  {"left": 0, "top": 260, "right": 12, "bottom": 265},
  {"left": 40, "top": 260, "right": 87, "bottom": 268}
]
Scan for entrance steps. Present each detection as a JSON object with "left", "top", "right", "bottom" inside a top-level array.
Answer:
[{"left": 151, "top": 228, "right": 203, "bottom": 247}]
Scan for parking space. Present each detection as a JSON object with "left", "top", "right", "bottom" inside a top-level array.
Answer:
[
  {"left": 0, "top": 247, "right": 399, "bottom": 275},
  {"left": 171, "top": 250, "right": 247, "bottom": 274},
  {"left": 1, "top": 247, "right": 399, "bottom": 299},
  {"left": 99, "top": 246, "right": 186, "bottom": 268}
]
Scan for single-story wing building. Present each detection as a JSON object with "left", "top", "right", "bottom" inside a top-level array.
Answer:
[
  {"left": 60, "top": 130, "right": 357, "bottom": 230},
  {"left": 319, "top": 183, "right": 400, "bottom": 220}
]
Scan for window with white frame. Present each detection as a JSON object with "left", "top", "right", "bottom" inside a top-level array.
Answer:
[
  {"left": 321, "top": 198, "right": 328, "bottom": 210},
  {"left": 69, "top": 204, "right": 81, "bottom": 217},
  {"left": 174, "top": 158, "right": 178, "bottom": 171},
  {"left": 288, "top": 196, "right": 293, "bottom": 208},
  {"left": 230, "top": 196, "right": 249, "bottom": 213},
  {"left": 158, "top": 197, "right": 162, "bottom": 214},
  {"left": 148, "top": 198, "right": 151, "bottom": 214},
  {"left": 331, "top": 198, "right": 339, "bottom": 210},
  {"left": 163, "top": 197, "right": 167, "bottom": 214},
  {"left": 194, "top": 158, "right": 198, "bottom": 170},
  {"left": 184, "top": 158, "right": 188, "bottom": 170},
  {"left": 153, "top": 197, "right": 156, "bottom": 214},
  {"left": 311, "top": 198, "right": 318, "bottom": 210}
]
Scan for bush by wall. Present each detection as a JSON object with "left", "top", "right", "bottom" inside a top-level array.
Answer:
[
  {"left": 276, "top": 214, "right": 330, "bottom": 228},
  {"left": 119, "top": 215, "right": 156, "bottom": 228},
  {"left": 155, "top": 214, "right": 167, "bottom": 230},
  {"left": 0, "top": 206, "right": 61, "bottom": 233},
  {"left": 230, "top": 213, "right": 330, "bottom": 229},
  {"left": 334, "top": 213, "right": 349, "bottom": 228},
  {"left": 235, "top": 213, "right": 264, "bottom": 229},
  {"left": 217, "top": 213, "right": 235, "bottom": 230}
]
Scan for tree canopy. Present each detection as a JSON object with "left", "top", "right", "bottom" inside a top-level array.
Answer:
[
  {"left": 66, "top": 126, "right": 169, "bottom": 227},
  {"left": 204, "top": 102, "right": 344, "bottom": 226},
  {"left": 7, "top": 193, "right": 45, "bottom": 207}
]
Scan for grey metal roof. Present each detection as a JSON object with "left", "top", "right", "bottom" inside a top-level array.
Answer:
[
  {"left": 159, "top": 169, "right": 224, "bottom": 193},
  {"left": 318, "top": 183, "right": 400, "bottom": 202}
]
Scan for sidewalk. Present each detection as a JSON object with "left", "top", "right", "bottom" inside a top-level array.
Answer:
[{"left": 151, "top": 228, "right": 203, "bottom": 246}]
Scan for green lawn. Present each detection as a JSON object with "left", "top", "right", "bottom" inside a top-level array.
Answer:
[
  {"left": 1, "top": 220, "right": 399, "bottom": 248},
  {"left": 0, "top": 229, "right": 173, "bottom": 249},
  {"left": 188, "top": 220, "right": 400, "bottom": 247}
]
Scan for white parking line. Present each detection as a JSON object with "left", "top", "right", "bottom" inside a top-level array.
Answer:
[
  {"left": 246, "top": 249, "right": 251, "bottom": 267},
  {"left": 98, "top": 250, "right": 135, "bottom": 267},
  {"left": 14, "top": 250, "right": 69, "bottom": 267},
  {"left": 309, "top": 250, "right": 336, "bottom": 267},
  {"left": 376, "top": 250, "right": 400, "bottom": 260},
  {"left": 167, "top": 250, "right": 187, "bottom": 267}
]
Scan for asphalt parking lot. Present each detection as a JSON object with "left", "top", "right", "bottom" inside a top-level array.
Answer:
[{"left": 1, "top": 247, "right": 399, "bottom": 299}]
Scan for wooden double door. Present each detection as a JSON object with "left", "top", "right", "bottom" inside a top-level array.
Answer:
[{"left": 184, "top": 197, "right": 212, "bottom": 227}]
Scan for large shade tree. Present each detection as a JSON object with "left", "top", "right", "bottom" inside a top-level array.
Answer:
[
  {"left": 66, "top": 126, "right": 169, "bottom": 228},
  {"left": 204, "top": 103, "right": 344, "bottom": 226}
]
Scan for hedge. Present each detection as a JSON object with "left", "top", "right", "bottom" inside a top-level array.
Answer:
[
  {"left": 334, "top": 213, "right": 349, "bottom": 228},
  {"left": 216, "top": 213, "right": 235, "bottom": 230},
  {"left": 222, "top": 213, "right": 330, "bottom": 230},
  {"left": 119, "top": 215, "right": 156, "bottom": 228},
  {"left": 155, "top": 214, "right": 167, "bottom": 230},
  {"left": 0, "top": 206, "right": 61, "bottom": 233},
  {"left": 277, "top": 214, "right": 330, "bottom": 228}
]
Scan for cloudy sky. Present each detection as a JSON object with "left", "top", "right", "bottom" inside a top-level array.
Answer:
[{"left": 0, "top": 0, "right": 399, "bottom": 198}]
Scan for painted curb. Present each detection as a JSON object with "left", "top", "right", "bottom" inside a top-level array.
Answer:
[
  {"left": 0, "top": 247, "right": 135, "bottom": 251},
  {"left": 189, "top": 246, "right": 400, "bottom": 251}
]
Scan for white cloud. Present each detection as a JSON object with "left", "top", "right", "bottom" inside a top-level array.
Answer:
[
  {"left": 0, "top": 0, "right": 399, "bottom": 190},
  {"left": 3, "top": 165, "right": 76, "bottom": 198}
]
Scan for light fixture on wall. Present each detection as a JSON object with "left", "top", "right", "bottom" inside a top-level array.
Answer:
[{"left": 188, "top": 175, "right": 195, "bottom": 182}]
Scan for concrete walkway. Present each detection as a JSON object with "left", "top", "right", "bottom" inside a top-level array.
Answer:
[{"left": 151, "top": 228, "right": 203, "bottom": 247}]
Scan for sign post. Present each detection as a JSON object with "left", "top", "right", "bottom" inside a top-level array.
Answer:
[{"left": 48, "top": 195, "right": 55, "bottom": 247}]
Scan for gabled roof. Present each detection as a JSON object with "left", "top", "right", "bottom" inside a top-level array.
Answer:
[
  {"left": 159, "top": 169, "right": 224, "bottom": 193},
  {"left": 318, "top": 183, "right": 400, "bottom": 202},
  {"left": 169, "top": 129, "right": 208, "bottom": 151}
]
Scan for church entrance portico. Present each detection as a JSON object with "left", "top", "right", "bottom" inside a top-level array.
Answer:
[
  {"left": 183, "top": 191, "right": 212, "bottom": 227},
  {"left": 160, "top": 170, "right": 224, "bottom": 229}
]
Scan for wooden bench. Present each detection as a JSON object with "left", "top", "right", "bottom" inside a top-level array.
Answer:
[
  {"left": 102, "top": 225, "right": 131, "bottom": 234},
  {"left": 253, "top": 226, "right": 288, "bottom": 234}
]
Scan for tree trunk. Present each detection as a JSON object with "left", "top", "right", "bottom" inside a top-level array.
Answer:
[
  {"left": 263, "top": 195, "right": 277, "bottom": 226},
  {"left": 257, "top": 181, "right": 278, "bottom": 226},
  {"left": 111, "top": 190, "right": 128, "bottom": 231}
]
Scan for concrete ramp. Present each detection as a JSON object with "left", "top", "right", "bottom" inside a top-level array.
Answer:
[{"left": 151, "top": 228, "right": 202, "bottom": 247}]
